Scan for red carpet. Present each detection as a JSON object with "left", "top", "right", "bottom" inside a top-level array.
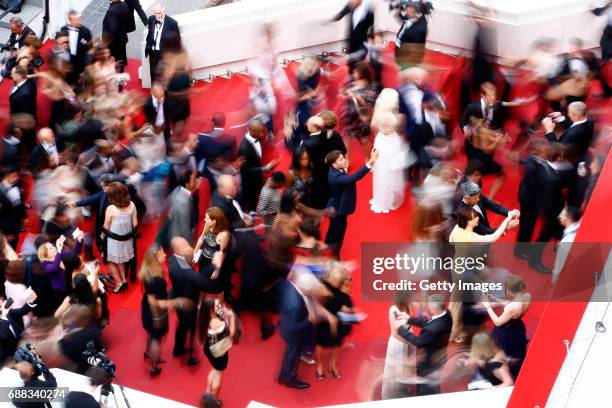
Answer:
[{"left": 4, "top": 42, "right": 610, "bottom": 407}]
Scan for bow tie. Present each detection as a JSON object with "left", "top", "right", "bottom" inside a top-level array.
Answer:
[
  {"left": 155, "top": 20, "right": 162, "bottom": 26},
  {"left": 68, "top": 27, "right": 79, "bottom": 32}
]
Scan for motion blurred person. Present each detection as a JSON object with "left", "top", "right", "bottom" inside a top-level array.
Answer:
[
  {"left": 0, "top": 167, "right": 25, "bottom": 249},
  {"left": 102, "top": 0, "right": 131, "bottom": 71},
  {"left": 330, "top": 0, "right": 375, "bottom": 68},
  {"left": 13, "top": 348, "right": 57, "bottom": 408},
  {"left": 394, "top": 0, "right": 433, "bottom": 69},
  {"left": 125, "top": 0, "right": 149, "bottom": 33},
  {"left": 552, "top": 206, "right": 582, "bottom": 284},
  {"left": 61, "top": 11, "right": 92, "bottom": 85}
]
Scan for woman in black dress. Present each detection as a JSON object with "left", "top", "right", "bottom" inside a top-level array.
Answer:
[
  {"left": 462, "top": 332, "right": 514, "bottom": 388},
  {"left": 287, "top": 146, "right": 314, "bottom": 207},
  {"left": 315, "top": 263, "right": 354, "bottom": 380},
  {"left": 198, "top": 297, "right": 236, "bottom": 402},
  {"left": 193, "top": 207, "right": 231, "bottom": 298},
  {"left": 139, "top": 246, "right": 184, "bottom": 377},
  {"left": 482, "top": 275, "right": 531, "bottom": 379}
]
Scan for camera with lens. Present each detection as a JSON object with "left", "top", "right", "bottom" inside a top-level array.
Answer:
[
  {"left": 388, "top": 0, "right": 434, "bottom": 16},
  {"left": 14, "top": 344, "right": 45, "bottom": 378},
  {"left": 82, "top": 342, "right": 116, "bottom": 379}
]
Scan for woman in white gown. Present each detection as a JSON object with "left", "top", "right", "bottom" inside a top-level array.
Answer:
[
  {"left": 382, "top": 300, "right": 417, "bottom": 399},
  {"left": 370, "top": 89, "right": 414, "bottom": 213}
]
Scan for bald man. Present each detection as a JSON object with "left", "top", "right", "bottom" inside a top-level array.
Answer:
[
  {"left": 145, "top": 5, "right": 181, "bottom": 81},
  {"left": 302, "top": 116, "right": 330, "bottom": 208},
  {"left": 238, "top": 120, "right": 278, "bottom": 212},
  {"left": 29, "top": 128, "right": 64, "bottom": 174},
  {"left": 168, "top": 237, "right": 217, "bottom": 365},
  {"left": 542, "top": 102, "right": 594, "bottom": 164}
]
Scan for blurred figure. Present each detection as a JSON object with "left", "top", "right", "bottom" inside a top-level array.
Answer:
[
  {"left": 382, "top": 293, "right": 417, "bottom": 399},
  {"left": 102, "top": 0, "right": 131, "bottom": 71},
  {"left": 330, "top": 0, "right": 374, "bottom": 69},
  {"left": 370, "top": 89, "right": 414, "bottom": 213},
  {"left": 460, "top": 332, "right": 514, "bottom": 389},
  {"left": 0, "top": 167, "right": 25, "bottom": 249},
  {"left": 394, "top": 293, "right": 452, "bottom": 396},
  {"left": 125, "top": 0, "right": 149, "bottom": 32},
  {"left": 167, "top": 170, "right": 198, "bottom": 242},
  {"left": 161, "top": 34, "right": 191, "bottom": 141},
  {"left": 295, "top": 57, "right": 322, "bottom": 129},
  {"left": 9, "top": 65, "right": 37, "bottom": 126},
  {"left": 592, "top": 1, "right": 612, "bottom": 61},
  {"left": 257, "top": 172, "right": 286, "bottom": 227},
  {"left": 552, "top": 206, "right": 582, "bottom": 284},
  {"left": 394, "top": 0, "right": 433, "bottom": 69}
]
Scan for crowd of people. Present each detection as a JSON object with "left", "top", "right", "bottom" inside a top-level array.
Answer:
[{"left": 0, "top": 0, "right": 609, "bottom": 406}]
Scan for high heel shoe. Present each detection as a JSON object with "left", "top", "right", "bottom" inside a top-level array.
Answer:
[
  {"left": 329, "top": 369, "right": 341, "bottom": 380},
  {"left": 150, "top": 366, "right": 162, "bottom": 377},
  {"left": 315, "top": 370, "right": 325, "bottom": 380},
  {"left": 113, "top": 282, "right": 127, "bottom": 293}
]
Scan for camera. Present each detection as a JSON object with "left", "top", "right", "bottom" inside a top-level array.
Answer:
[
  {"left": 14, "top": 344, "right": 45, "bottom": 378},
  {"left": 82, "top": 342, "right": 116, "bottom": 378},
  {"left": 388, "top": 0, "right": 434, "bottom": 16}
]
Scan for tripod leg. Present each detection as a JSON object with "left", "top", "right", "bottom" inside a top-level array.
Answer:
[{"left": 112, "top": 388, "right": 120, "bottom": 408}]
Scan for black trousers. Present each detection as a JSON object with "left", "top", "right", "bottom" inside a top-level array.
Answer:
[
  {"left": 530, "top": 212, "right": 564, "bottom": 266},
  {"left": 174, "top": 307, "right": 197, "bottom": 355},
  {"left": 279, "top": 334, "right": 306, "bottom": 382},
  {"left": 148, "top": 50, "right": 162, "bottom": 83},
  {"left": 325, "top": 214, "right": 348, "bottom": 256},
  {"left": 515, "top": 203, "right": 538, "bottom": 252}
]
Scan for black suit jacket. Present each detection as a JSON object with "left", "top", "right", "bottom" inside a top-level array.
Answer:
[
  {"left": 396, "top": 16, "right": 428, "bottom": 45},
  {"left": 545, "top": 119, "right": 594, "bottom": 163},
  {"left": 145, "top": 15, "right": 181, "bottom": 57},
  {"left": 102, "top": 2, "right": 130, "bottom": 48},
  {"left": 456, "top": 195, "right": 509, "bottom": 235},
  {"left": 60, "top": 25, "right": 92, "bottom": 74},
  {"left": 9, "top": 79, "right": 37, "bottom": 118},
  {"left": 6, "top": 26, "right": 35, "bottom": 50},
  {"left": 461, "top": 100, "right": 505, "bottom": 130},
  {"left": 327, "top": 165, "right": 370, "bottom": 216},
  {"left": 518, "top": 155, "right": 542, "bottom": 207},
  {"left": 0, "top": 184, "right": 26, "bottom": 236},
  {"left": 333, "top": 3, "right": 374, "bottom": 53},
  {"left": 124, "top": 0, "right": 148, "bottom": 33},
  {"left": 211, "top": 191, "right": 244, "bottom": 231},
  {"left": 238, "top": 137, "right": 264, "bottom": 211},
  {"left": 143, "top": 95, "right": 170, "bottom": 126},
  {"left": 168, "top": 255, "right": 215, "bottom": 301},
  {"left": 279, "top": 279, "right": 311, "bottom": 340},
  {"left": 398, "top": 311, "right": 453, "bottom": 377},
  {"left": 28, "top": 141, "right": 65, "bottom": 173}
]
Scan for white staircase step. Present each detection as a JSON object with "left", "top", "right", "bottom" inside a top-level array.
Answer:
[{"left": 0, "top": 4, "right": 43, "bottom": 30}]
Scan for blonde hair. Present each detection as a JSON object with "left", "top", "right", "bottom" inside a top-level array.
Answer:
[
  {"left": 374, "top": 88, "right": 399, "bottom": 114},
  {"left": 138, "top": 248, "right": 164, "bottom": 283},
  {"left": 298, "top": 56, "right": 320, "bottom": 79},
  {"left": 372, "top": 111, "right": 399, "bottom": 135},
  {"left": 37, "top": 242, "right": 55, "bottom": 261},
  {"left": 325, "top": 261, "right": 351, "bottom": 287},
  {"left": 470, "top": 332, "right": 505, "bottom": 362}
]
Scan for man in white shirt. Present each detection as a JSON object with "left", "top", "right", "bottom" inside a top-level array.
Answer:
[
  {"left": 552, "top": 206, "right": 582, "bottom": 284},
  {"left": 144, "top": 4, "right": 181, "bottom": 81}
]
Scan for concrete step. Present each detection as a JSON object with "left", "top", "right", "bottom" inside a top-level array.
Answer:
[{"left": 0, "top": 3, "right": 42, "bottom": 30}]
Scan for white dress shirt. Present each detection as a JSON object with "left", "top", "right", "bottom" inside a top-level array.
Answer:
[
  {"left": 10, "top": 79, "right": 26, "bottom": 95},
  {"left": 67, "top": 26, "right": 79, "bottom": 56},
  {"left": 152, "top": 96, "right": 165, "bottom": 127},
  {"left": 153, "top": 18, "right": 165, "bottom": 51},
  {"left": 352, "top": 0, "right": 369, "bottom": 29},
  {"left": 42, "top": 140, "right": 59, "bottom": 166}
]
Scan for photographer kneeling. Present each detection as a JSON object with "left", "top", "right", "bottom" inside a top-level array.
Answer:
[{"left": 12, "top": 345, "right": 57, "bottom": 408}]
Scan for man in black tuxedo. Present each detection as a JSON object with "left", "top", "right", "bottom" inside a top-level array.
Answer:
[
  {"left": 211, "top": 175, "right": 251, "bottom": 231},
  {"left": 6, "top": 17, "right": 35, "bottom": 50},
  {"left": 325, "top": 148, "right": 378, "bottom": 256},
  {"left": 238, "top": 120, "right": 278, "bottom": 212},
  {"left": 29, "top": 128, "right": 64, "bottom": 174},
  {"left": 61, "top": 11, "right": 92, "bottom": 85},
  {"left": 9, "top": 65, "right": 37, "bottom": 121},
  {"left": 460, "top": 82, "right": 507, "bottom": 132},
  {"left": 301, "top": 116, "right": 329, "bottom": 209},
  {"left": 168, "top": 237, "right": 215, "bottom": 366},
  {"left": 542, "top": 102, "right": 594, "bottom": 165},
  {"left": 278, "top": 271, "right": 319, "bottom": 389},
  {"left": 145, "top": 4, "right": 181, "bottom": 82},
  {"left": 331, "top": 0, "right": 374, "bottom": 68},
  {"left": 102, "top": 0, "right": 131, "bottom": 71},
  {"left": 124, "top": 0, "right": 148, "bottom": 33},
  {"left": 456, "top": 181, "right": 513, "bottom": 236},
  {"left": 0, "top": 167, "right": 25, "bottom": 249},
  {"left": 396, "top": 294, "right": 452, "bottom": 396},
  {"left": 143, "top": 81, "right": 170, "bottom": 140}
]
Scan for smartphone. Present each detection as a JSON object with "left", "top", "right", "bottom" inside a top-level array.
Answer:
[{"left": 4, "top": 297, "right": 14, "bottom": 309}]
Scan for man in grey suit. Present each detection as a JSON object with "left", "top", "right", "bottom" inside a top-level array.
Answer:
[{"left": 167, "top": 171, "right": 198, "bottom": 243}]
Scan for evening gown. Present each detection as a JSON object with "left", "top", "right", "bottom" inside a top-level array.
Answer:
[
  {"left": 315, "top": 281, "right": 353, "bottom": 347},
  {"left": 492, "top": 317, "right": 528, "bottom": 379},
  {"left": 382, "top": 305, "right": 417, "bottom": 399},
  {"left": 198, "top": 232, "right": 224, "bottom": 294}
]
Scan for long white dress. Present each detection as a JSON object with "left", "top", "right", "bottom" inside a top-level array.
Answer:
[
  {"left": 381, "top": 306, "right": 417, "bottom": 399},
  {"left": 370, "top": 131, "right": 414, "bottom": 213}
]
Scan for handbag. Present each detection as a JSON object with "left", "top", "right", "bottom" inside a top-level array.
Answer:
[{"left": 209, "top": 336, "right": 232, "bottom": 358}]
